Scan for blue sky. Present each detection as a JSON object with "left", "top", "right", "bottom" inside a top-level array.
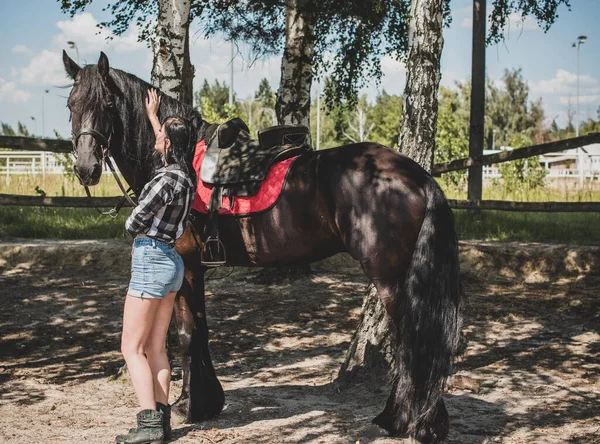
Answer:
[{"left": 0, "top": 0, "right": 598, "bottom": 138}]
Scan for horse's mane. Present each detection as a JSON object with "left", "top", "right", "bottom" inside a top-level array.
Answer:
[
  {"left": 108, "top": 68, "right": 216, "bottom": 174},
  {"left": 72, "top": 63, "right": 217, "bottom": 184}
]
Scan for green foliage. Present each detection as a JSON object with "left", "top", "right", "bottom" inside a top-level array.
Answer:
[
  {"left": 308, "top": 83, "right": 402, "bottom": 150},
  {"left": 369, "top": 90, "right": 402, "bottom": 149},
  {"left": 255, "top": 78, "right": 276, "bottom": 110},
  {"left": 253, "top": 78, "right": 277, "bottom": 130},
  {"left": 198, "top": 96, "right": 238, "bottom": 125},
  {"left": 194, "top": 79, "right": 239, "bottom": 121},
  {"left": 1, "top": 121, "right": 31, "bottom": 137},
  {"left": 486, "top": 68, "right": 548, "bottom": 148},
  {"left": 487, "top": 0, "right": 571, "bottom": 45},
  {"left": 435, "top": 87, "right": 469, "bottom": 189},
  {"left": 60, "top": 0, "right": 569, "bottom": 109},
  {"left": 495, "top": 134, "right": 547, "bottom": 197}
]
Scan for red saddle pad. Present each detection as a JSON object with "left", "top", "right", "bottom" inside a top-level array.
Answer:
[{"left": 191, "top": 140, "right": 298, "bottom": 216}]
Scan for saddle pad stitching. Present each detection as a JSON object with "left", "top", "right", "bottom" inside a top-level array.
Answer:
[{"left": 282, "top": 132, "right": 307, "bottom": 145}]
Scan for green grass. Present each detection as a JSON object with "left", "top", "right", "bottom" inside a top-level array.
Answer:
[
  {"left": 0, "top": 206, "right": 131, "bottom": 239},
  {"left": 454, "top": 210, "right": 600, "bottom": 245},
  {"left": 1, "top": 174, "right": 599, "bottom": 245}
]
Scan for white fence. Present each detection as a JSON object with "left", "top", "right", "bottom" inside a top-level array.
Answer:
[{"left": 0, "top": 151, "right": 71, "bottom": 177}]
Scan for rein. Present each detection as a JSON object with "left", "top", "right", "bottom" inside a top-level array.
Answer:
[{"left": 73, "top": 128, "right": 138, "bottom": 217}]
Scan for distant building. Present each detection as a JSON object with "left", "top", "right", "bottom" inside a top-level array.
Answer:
[{"left": 483, "top": 143, "right": 600, "bottom": 180}]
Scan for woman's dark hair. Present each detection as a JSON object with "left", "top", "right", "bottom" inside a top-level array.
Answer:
[{"left": 163, "top": 116, "right": 196, "bottom": 184}]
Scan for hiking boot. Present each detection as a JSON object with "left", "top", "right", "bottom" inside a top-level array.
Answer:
[
  {"left": 156, "top": 402, "right": 172, "bottom": 440},
  {"left": 116, "top": 409, "right": 164, "bottom": 444}
]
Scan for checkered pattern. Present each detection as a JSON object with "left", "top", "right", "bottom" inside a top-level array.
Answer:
[
  {"left": 191, "top": 140, "right": 298, "bottom": 216},
  {"left": 125, "top": 164, "right": 195, "bottom": 244}
]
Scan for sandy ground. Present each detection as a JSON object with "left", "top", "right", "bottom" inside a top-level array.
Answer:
[{"left": 0, "top": 239, "right": 599, "bottom": 444}]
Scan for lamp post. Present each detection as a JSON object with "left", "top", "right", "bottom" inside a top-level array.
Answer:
[
  {"left": 572, "top": 35, "right": 587, "bottom": 137},
  {"left": 572, "top": 35, "right": 587, "bottom": 185},
  {"left": 30, "top": 116, "right": 37, "bottom": 137},
  {"left": 67, "top": 40, "right": 79, "bottom": 64},
  {"left": 229, "top": 40, "right": 234, "bottom": 109},
  {"left": 42, "top": 89, "right": 49, "bottom": 138}
]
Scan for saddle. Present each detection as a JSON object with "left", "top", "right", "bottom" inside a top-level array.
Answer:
[{"left": 199, "top": 118, "right": 311, "bottom": 266}]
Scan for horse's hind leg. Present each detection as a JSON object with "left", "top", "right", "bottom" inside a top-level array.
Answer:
[
  {"left": 363, "top": 264, "right": 451, "bottom": 443},
  {"left": 366, "top": 180, "right": 460, "bottom": 443},
  {"left": 171, "top": 263, "right": 225, "bottom": 422}
]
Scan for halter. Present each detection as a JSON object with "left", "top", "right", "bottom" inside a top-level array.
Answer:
[{"left": 72, "top": 127, "right": 138, "bottom": 216}]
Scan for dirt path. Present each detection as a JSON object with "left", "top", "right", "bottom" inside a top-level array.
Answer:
[{"left": 0, "top": 240, "right": 599, "bottom": 443}]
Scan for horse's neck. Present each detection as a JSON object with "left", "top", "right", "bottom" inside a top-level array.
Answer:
[{"left": 112, "top": 103, "right": 155, "bottom": 193}]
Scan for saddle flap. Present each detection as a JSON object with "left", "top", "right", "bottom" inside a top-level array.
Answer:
[
  {"left": 200, "top": 121, "right": 311, "bottom": 187},
  {"left": 200, "top": 118, "right": 250, "bottom": 184},
  {"left": 217, "top": 118, "right": 250, "bottom": 148}
]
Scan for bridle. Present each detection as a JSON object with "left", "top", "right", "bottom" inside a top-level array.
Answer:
[{"left": 72, "top": 127, "right": 138, "bottom": 216}]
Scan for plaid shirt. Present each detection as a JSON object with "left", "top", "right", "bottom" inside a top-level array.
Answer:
[{"left": 125, "top": 164, "right": 195, "bottom": 244}]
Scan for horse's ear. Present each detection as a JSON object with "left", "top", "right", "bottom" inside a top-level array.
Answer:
[
  {"left": 63, "top": 50, "right": 80, "bottom": 79},
  {"left": 97, "top": 52, "right": 110, "bottom": 81}
]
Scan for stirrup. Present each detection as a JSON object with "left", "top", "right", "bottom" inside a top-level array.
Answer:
[{"left": 201, "top": 237, "right": 227, "bottom": 267}]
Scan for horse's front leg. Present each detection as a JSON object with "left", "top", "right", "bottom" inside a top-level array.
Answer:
[{"left": 172, "top": 228, "right": 225, "bottom": 422}]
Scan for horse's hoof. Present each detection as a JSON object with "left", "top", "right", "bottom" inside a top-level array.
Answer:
[
  {"left": 372, "top": 410, "right": 408, "bottom": 436},
  {"left": 172, "top": 396, "right": 193, "bottom": 423}
]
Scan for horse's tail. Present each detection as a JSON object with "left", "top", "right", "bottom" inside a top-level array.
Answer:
[{"left": 379, "top": 174, "right": 462, "bottom": 441}]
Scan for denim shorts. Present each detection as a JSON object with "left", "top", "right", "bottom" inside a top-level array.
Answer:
[{"left": 128, "top": 238, "right": 185, "bottom": 299}]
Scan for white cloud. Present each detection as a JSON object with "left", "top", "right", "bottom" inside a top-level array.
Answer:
[
  {"left": 12, "top": 45, "right": 33, "bottom": 56},
  {"left": 54, "top": 12, "right": 144, "bottom": 59},
  {"left": 17, "top": 50, "right": 68, "bottom": 85},
  {"left": 0, "top": 77, "right": 31, "bottom": 103},
  {"left": 559, "top": 95, "right": 598, "bottom": 105},
  {"left": 10, "top": 13, "right": 149, "bottom": 88},
  {"left": 532, "top": 69, "right": 600, "bottom": 96},
  {"left": 527, "top": 70, "right": 600, "bottom": 125}
]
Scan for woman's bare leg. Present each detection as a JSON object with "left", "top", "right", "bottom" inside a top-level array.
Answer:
[
  {"left": 121, "top": 295, "right": 161, "bottom": 410},
  {"left": 145, "top": 291, "right": 177, "bottom": 405}
]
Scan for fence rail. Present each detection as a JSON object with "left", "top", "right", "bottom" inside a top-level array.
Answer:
[
  {"left": 1, "top": 135, "right": 599, "bottom": 213},
  {"left": 0, "top": 193, "right": 126, "bottom": 208},
  {"left": 0, "top": 136, "right": 71, "bottom": 153},
  {"left": 432, "top": 132, "right": 600, "bottom": 175},
  {"left": 448, "top": 199, "right": 600, "bottom": 212}
]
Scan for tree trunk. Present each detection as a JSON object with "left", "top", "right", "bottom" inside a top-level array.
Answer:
[
  {"left": 151, "top": 0, "right": 194, "bottom": 104},
  {"left": 261, "top": 0, "right": 315, "bottom": 283},
  {"left": 337, "top": 285, "right": 397, "bottom": 383},
  {"left": 339, "top": 0, "right": 445, "bottom": 381},
  {"left": 398, "top": 0, "right": 445, "bottom": 172},
  {"left": 275, "top": 0, "right": 315, "bottom": 127}
]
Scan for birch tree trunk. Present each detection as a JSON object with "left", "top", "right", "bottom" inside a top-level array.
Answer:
[
  {"left": 256, "top": 0, "right": 315, "bottom": 283},
  {"left": 275, "top": 0, "right": 315, "bottom": 127},
  {"left": 339, "top": 0, "right": 445, "bottom": 382},
  {"left": 151, "top": 0, "right": 194, "bottom": 104},
  {"left": 398, "top": 0, "right": 445, "bottom": 171}
]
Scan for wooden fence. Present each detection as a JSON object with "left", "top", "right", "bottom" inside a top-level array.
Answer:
[{"left": 1, "top": 134, "right": 600, "bottom": 212}]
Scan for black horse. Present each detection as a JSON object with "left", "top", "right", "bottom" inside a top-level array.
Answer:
[{"left": 63, "top": 51, "right": 462, "bottom": 443}]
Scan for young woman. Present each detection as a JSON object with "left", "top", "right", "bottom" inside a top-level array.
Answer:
[{"left": 116, "top": 89, "right": 195, "bottom": 444}]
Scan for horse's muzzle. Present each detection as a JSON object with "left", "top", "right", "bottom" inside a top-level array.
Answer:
[{"left": 74, "top": 163, "right": 102, "bottom": 186}]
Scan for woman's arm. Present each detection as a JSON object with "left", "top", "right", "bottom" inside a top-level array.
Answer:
[{"left": 145, "top": 88, "right": 162, "bottom": 136}]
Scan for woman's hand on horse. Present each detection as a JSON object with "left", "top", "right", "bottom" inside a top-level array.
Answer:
[
  {"left": 145, "top": 89, "right": 161, "bottom": 134},
  {"left": 145, "top": 89, "right": 161, "bottom": 116}
]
